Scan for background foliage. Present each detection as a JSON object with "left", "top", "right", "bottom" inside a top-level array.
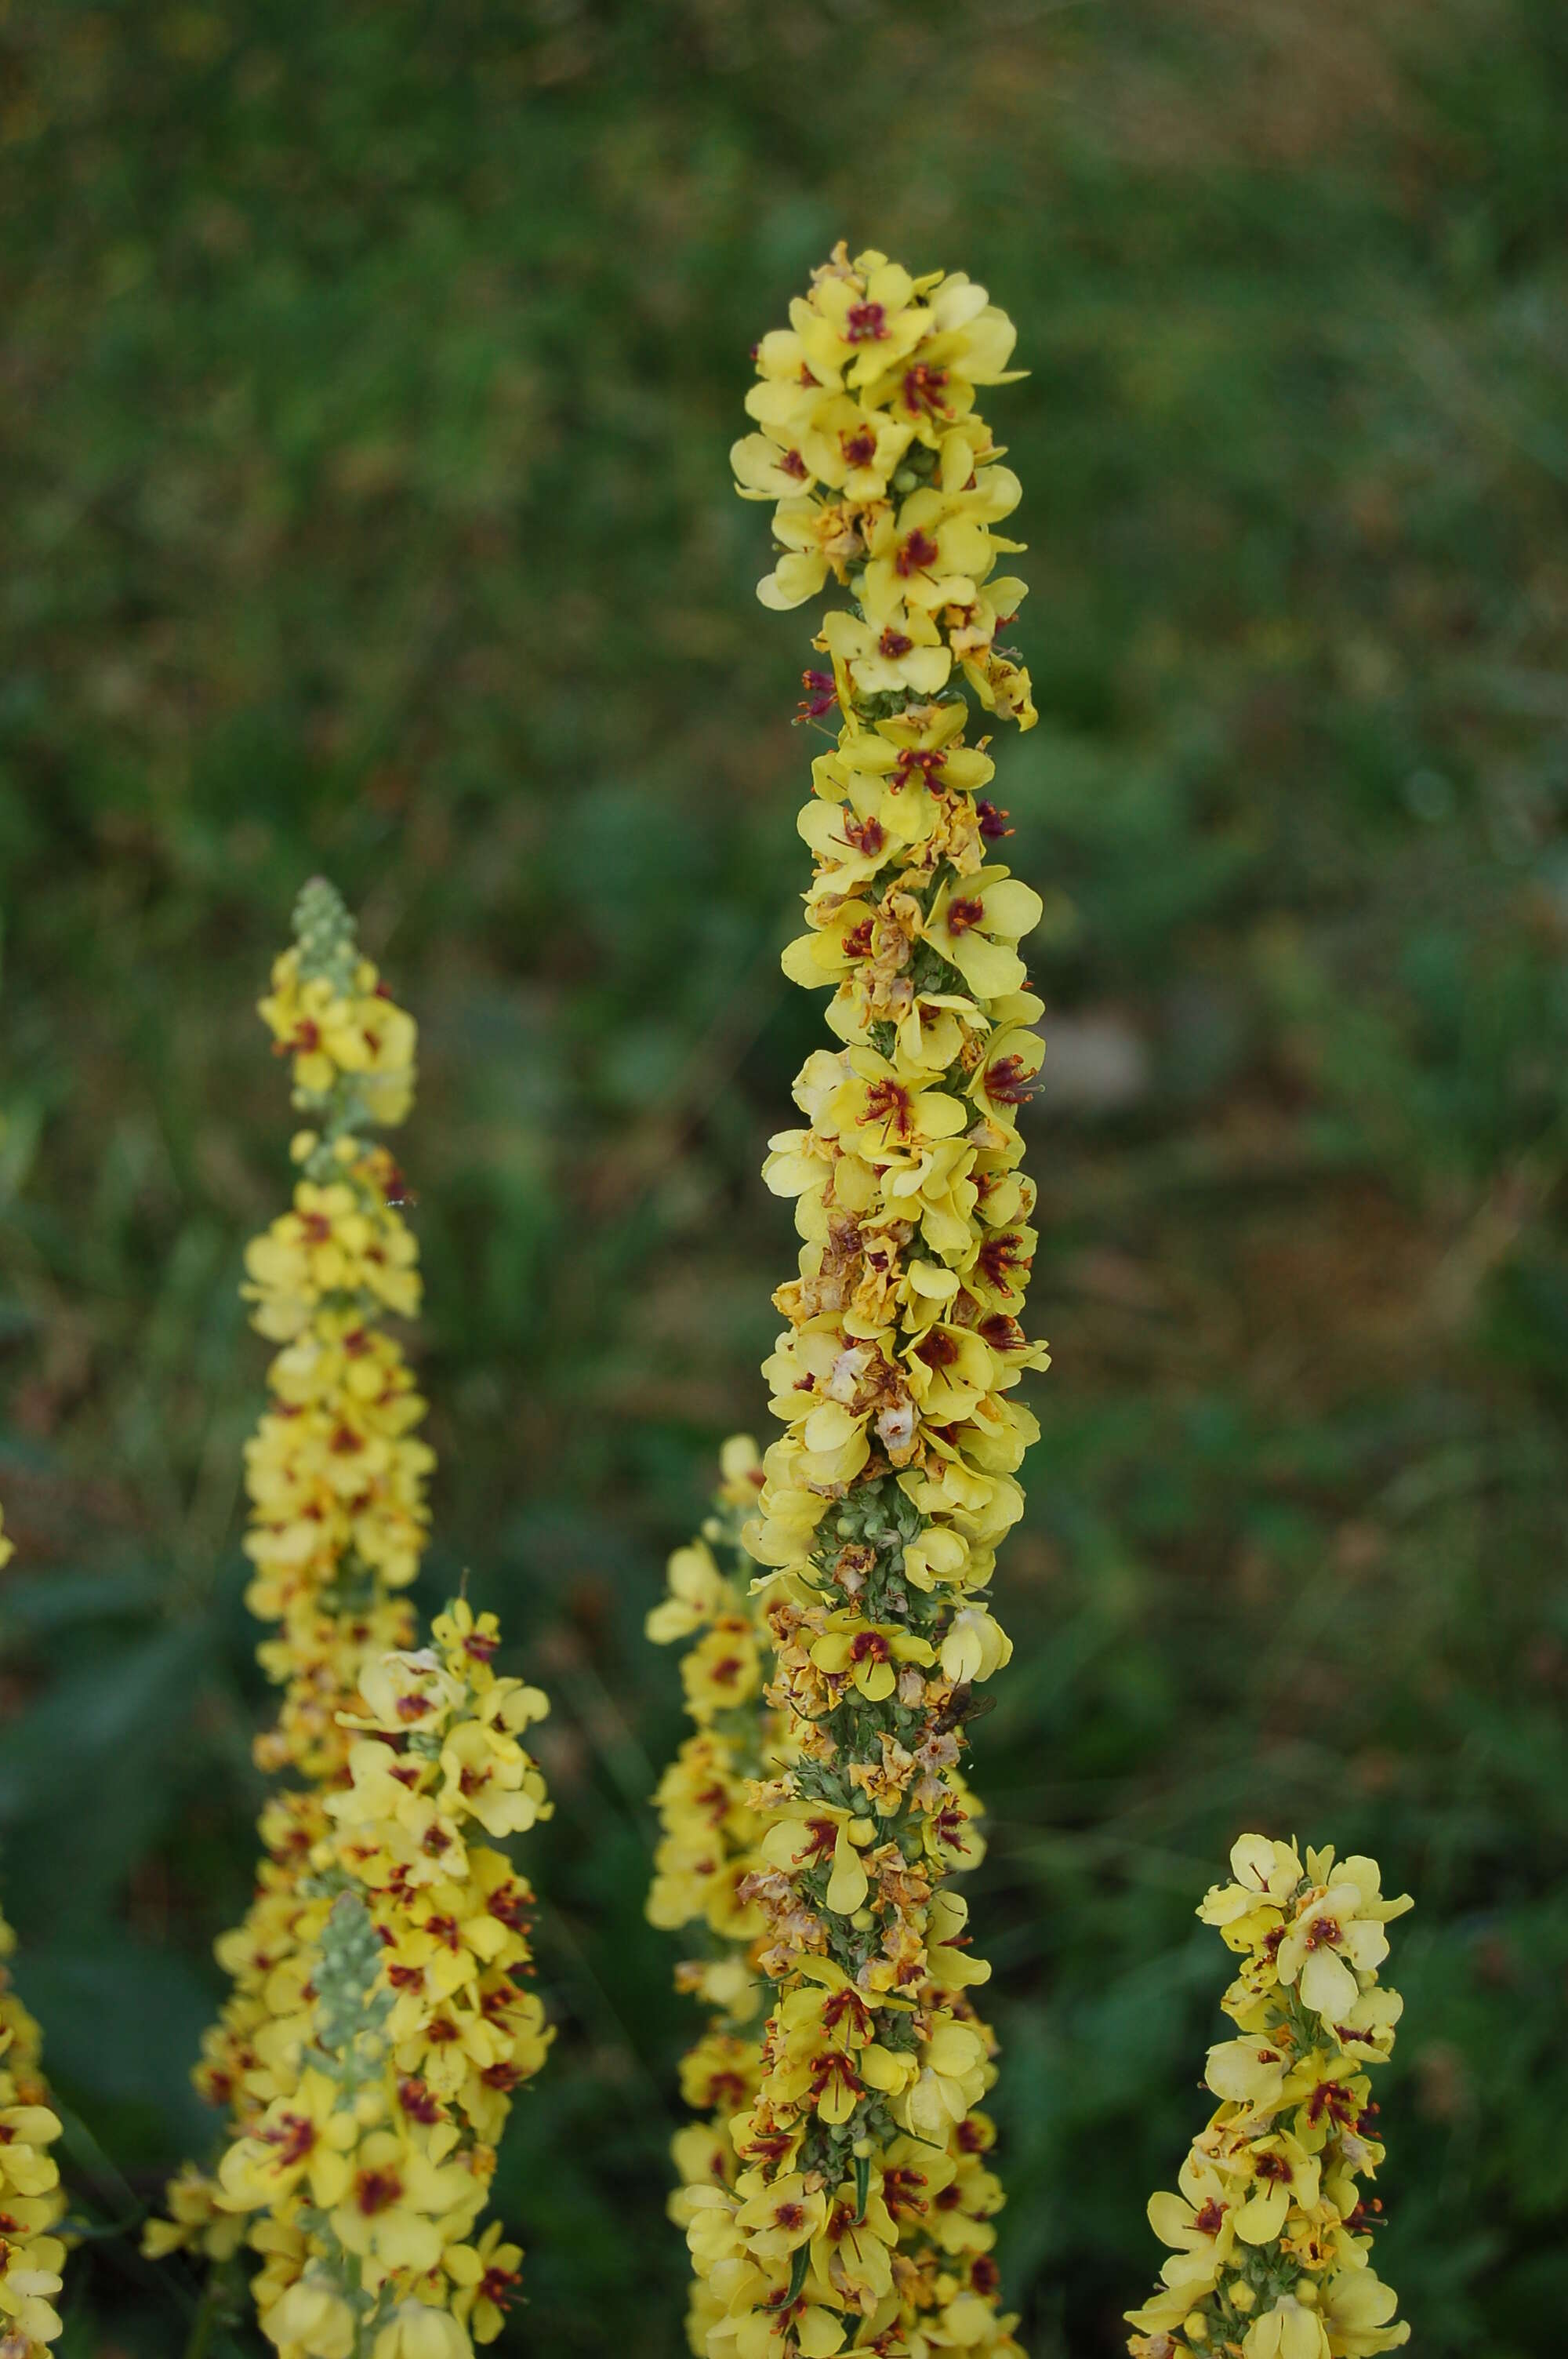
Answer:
[{"left": 2, "top": 2, "right": 1566, "bottom": 2352}]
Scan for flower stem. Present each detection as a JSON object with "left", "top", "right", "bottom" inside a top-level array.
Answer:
[{"left": 180, "top": 2284, "right": 218, "bottom": 2359}]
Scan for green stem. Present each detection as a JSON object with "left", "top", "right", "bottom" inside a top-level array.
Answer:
[{"left": 181, "top": 2282, "right": 218, "bottom": 2359}]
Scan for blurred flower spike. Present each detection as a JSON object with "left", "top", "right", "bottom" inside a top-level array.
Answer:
[
  {"left": 0, "top": 1832, "right": 69, "bottom": 2355},
  {"left": 673, "top": 242, "right": 1050, "bottom": 2357},
  {"left": 644, "top": 1437, "right": 793, "bottom": 2353},
  {"left": 1125, "top": 1834, "right": 1413, "bottom": 2359}
]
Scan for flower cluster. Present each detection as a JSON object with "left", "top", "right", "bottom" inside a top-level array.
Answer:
[
  {"left": 647, "top": 1438, "right": 789, "bottom": 2353},
  {"left": 653, "top": 1434, "right": 1005, "bottom": 2359},
  {"left": 211, "top": 1607, "right": 554, "bottom": 2356},
  {"left": 0, "top": 1902, "right": 67, "bottom": 2355},
  {"left": 675, "top": 246, "right": 1045, "bottom": 2359},
  {"left": 150, "top": 884, "right": 426, "bottom": 2274},
  {"left": 1127, "top": 1836, "right": 1412, "bottom": 2359},
  {"left": 647, "top": 1436, "right": 778, "bottom": 2028},
  {"left": 734, "top": 246, "right": 1035, "bottom": 732},
  {"left": 243, "top": 878, "right": 428, "bottom": 1779}
]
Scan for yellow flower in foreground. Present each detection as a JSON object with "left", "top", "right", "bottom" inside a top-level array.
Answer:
[
  {"left": 372, "top": 2303, "right": 473, "bottom": 2359},
  {"left": 216, "top": 2069, "right": 357, "bottom": 2212},
  {"left": 1243, "top": 2298, "right": 1330, "bottom": 2359},
  {"left": 262, "top": 2276, "right": 358, "bottom": 2359},
  {"left": 1126, "top": 1834, "right": 1410, "bottom": 2358}
]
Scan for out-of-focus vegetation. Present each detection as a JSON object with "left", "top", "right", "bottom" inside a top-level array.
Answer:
[{"left": 2, "top": 2, "right": 1566, "bottom": 2352}]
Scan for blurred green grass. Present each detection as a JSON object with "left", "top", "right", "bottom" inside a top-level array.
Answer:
[{"left": 2, "top": 0, "right": 1566, "bottom": 2351}]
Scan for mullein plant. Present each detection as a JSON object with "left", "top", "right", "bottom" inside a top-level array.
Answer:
[
  {"left": 646, "top": 1440, "right": 779, "bottom": 2088},
  {"left": 1126, "top": 1837, "right": 1412, "bottom": 2359},
  {"left": 148, "top": 884, "right": 554, "bottom": 2357},
  {"left": 650, "top": 1439, "right": 1007, "bottom": 2359},
  {"left": 646, "top": 1437, "right": 791, "bottom": 2354},
  {"left": 673, "top": 246, "right": 1048, "bottom": 2358},
  {"left": 214, "top": 1616, "right": 553, "bottom": 2358},
  {"left": 0, "top": 1510, "right": 71, "bottom": 2357}
]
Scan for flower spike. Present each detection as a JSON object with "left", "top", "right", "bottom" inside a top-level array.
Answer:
[
  {"left": 0, "top": 1505, "right": 67, "bottom": 2359},
  {"left": 1126, "top": 1834, "right": 1412, "bottom": 2359},
  {"left": 674, "top": 243, "right": 1047, "bottom": 2359},
  {"left": 646, "top": 1438, "right": 793, "bottom": 2354},
  {"left": 148, "top": 886, "right": 554, "bottom": 2356}
]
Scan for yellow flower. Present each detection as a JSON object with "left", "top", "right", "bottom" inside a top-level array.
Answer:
[
  {"left": 445, "top": 2219, "right": 524, "bottom": 2343},
  {"left": 1201, "top": 1834, "right": 1305, "bottom": 1921},
  {"left": 819, "top": 605, "right": 952, "bottom": 700},
  {"left": 894, "top": 2017, "right": 989, "bottom": 2140},
  {"left": 1145, "top": 2151, "right": 1237, "bottom": 2280},
  {"left": 430, "top": 1598, "right": 504, "bottom": 1681},
  {"left": 939, "top": 1605, "right": 1013, "bottom": 1685},
  {"left": 734, "top": 2172, "right": 829, "bottom": 2259},
  {"left": 1321, "top": 2266, "right": 1410, "bottom": 2354},
  {"left": 437, "top": 1718, "right": 550, "bottom": 1839},
  {"left": 1243, "top": 2298, "right": 1330, "bottom": 2359},
  {"left": 1225, "top": 2131, "right": 1321, "bottom": 2245},
  {"left": 371, "top": 2303, "right": 474, "bottom": 2359},
  {"left": 734, "top": 2284, "right": 847, "bottom": 2359},
  {"left": 811, "top": 2176, "right": 898, "bottom": 2310},
  {"left": 645, "top": 1539, "right": 730, "bottom": 1644},
  {"left": 327, "top": 2131, "right": 474, "bottom": 2277},
  {"left": 260, "top": 2275, "right": 358, "bottom": 2358},
  {"left": 681, "top": 1618, "right": 762, "bottom": 1716},
  {"left": 923, "top": 871, "right": 1043, "bottom": 1003},
  {"left": 758, "top": 1800, "right": 874, "bottom": 1917},
  {"left": 0, "top": 2238, "right": 65, "bottom": 2350},
  {"left": 679, "top": 2030, "right": 760, "bottom": 2121},
  {"left": 809, "top": 1613, "right": 935, "bottom": 1702},
  {"left": 216, "top": 2070, "right": 358, "bottom": 2213},
  {"left": 1204, "top": 2034, "right": 1294, "bottom": 2114},
  {"left": 1276, "top": 1863, "right": 1413, "bottom": 2025},
  {"left": 143, "top": 2160, "right": 247, "bottom": 2263},
  {"left": 858, "top": 481, "right": 1023, "bottom": 645},
  {"left": 755, "top": 496, "right": 864, "bottom": 612}
]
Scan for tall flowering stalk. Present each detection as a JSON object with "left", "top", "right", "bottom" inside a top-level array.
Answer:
[
  {"left": 151, "top": 880, "right": 428, "bottom": 2274},
  {"left": 1126, "top": 1837, "right": 1411, "bottom": 2359},
  {"left": 151, "top": 885, "right": 554, "bottom": 2355},
  {"left": 677, "top": 246, "right": 1047, "bottom": 2358},
  {"left": 0, "top": 1506, "right": 70, "bottom": 2359}
]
